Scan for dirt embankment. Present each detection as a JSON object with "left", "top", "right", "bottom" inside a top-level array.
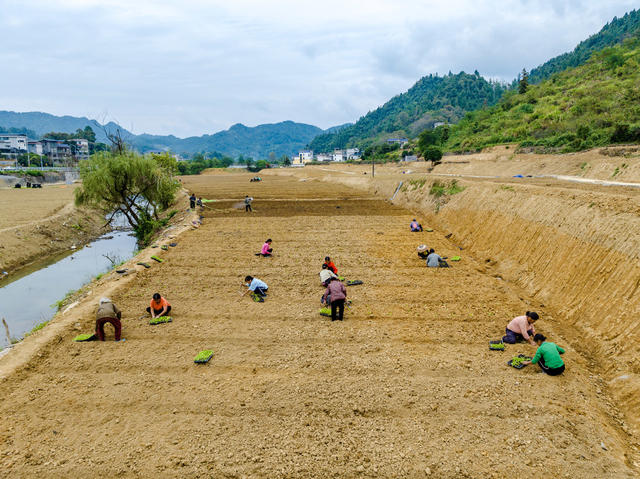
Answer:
[
  {"left": 287, "top": 153, "right": 640, "bottom": 433},
  {"left": 0, "top": 184, "right": 106, "bottom": 275}
]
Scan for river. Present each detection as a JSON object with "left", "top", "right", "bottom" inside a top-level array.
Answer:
[{"left": 0, "top": 231, "right": 137, "bottom": 348}]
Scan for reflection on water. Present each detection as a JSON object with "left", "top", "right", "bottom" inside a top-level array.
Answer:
[{"left": 0, "top": 231, "right": 137, "bottom": 347}]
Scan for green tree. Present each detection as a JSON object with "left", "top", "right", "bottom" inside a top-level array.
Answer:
[
  {"left": 281, "top": 155, "right": 291, "bottom": 166},
  {"left": 417, "top": 129, "right": 439, "bottom": 153},
  {"left": 150, "top": 152, "right": 179, "bottom": 175},
  {"left": 75, "top": 151, "right": 180, "bottom": 244},
  {"left": 423, "top": 146, "right": 443, "bottom": 165},
  {"left": 519, "top": 68, "right": 529, "bottom": 94}
]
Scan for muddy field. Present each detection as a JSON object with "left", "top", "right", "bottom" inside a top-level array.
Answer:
[{"left": 0, "top": 172, "right": 637, "bottom": 477}]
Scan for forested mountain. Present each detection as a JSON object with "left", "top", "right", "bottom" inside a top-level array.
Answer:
[
  {"left": 529, "top": 9, "right": 640, "bottom": 84},
  {"left": 129, "top": 121, "right": 323, "bottom": 158},
  {"left": 309, "top": 72, "right": 506, "bottom": 152},
  {"left": 446, "top": 38, "right": 640, "bottom": 152},
  {"left": 0, "top": 111, "right": 325, "bottom": 158}
]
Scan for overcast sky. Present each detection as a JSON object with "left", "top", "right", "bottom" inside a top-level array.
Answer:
[{"left": 0, "top": 0, "right": 637, "bottom": 137}]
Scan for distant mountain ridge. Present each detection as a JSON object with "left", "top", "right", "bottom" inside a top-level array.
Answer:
[{"left": 0, "top": 111, "right": 327, "bottom": 158}]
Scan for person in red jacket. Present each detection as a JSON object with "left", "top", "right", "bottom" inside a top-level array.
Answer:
[
  {"left": 324, "top": 256, "right": 338, "bottom": 275},
  {"left": 323, "top": 277, "right": 347, "bottom": 321},
  {"left": 146, "top": 293, "right": 172, "bottom": 318}
]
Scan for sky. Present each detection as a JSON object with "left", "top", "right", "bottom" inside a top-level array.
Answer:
[{"left": 0, "top": 0, "right": 637, "bottom": 137}]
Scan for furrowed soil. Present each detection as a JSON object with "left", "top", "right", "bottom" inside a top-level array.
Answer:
[
  {"left": 0, "top": 172, "right": 637, "bottom": 477},
  {"left": 0, "top": 184, "right": 105, "bottom": 274}
]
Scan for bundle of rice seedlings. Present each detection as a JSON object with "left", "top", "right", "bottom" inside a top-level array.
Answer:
[
  {"left": 73, "top": 333, "right": 96, "bottom": 342},
  {"left": 151, "top": 256, "right": 163, "bottom": 263},
  {"left": 319, "top": 307, "right": 331, "bottom": 317},
  {"left": 194, "top": 350, "right": 214, "bottom": 363},
  {"left": 149, "top": 316, "right": 172, "bottom": 325}
]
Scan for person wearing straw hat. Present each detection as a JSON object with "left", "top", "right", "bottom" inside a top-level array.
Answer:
[{"left": 417, "top": 244, "right": 429, "bottom": 259}]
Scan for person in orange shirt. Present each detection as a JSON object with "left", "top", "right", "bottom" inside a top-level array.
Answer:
[
  {"left": 324, "top": 256, "right": 338, "bottom": 275},
  {"left": 146, "top": 293, "right": 172, "bottom": 318}
]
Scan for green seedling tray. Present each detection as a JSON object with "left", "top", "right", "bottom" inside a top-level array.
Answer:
[
  {"left": 426, "top": 228, "right": 434, "bottom": 232},
  {"left": 73, "top": 333, "right": 96, "bottom": 342},
  {"left": 451, "top": 256, "right": 461, "bottom": 261},
  {"left": 194, "top": 350, "right": 214, "bottom": 363},
  {"left": 251, "top": 293, "right": 264, "bottom": 302},
  {"left": 337, "top": 276, "right": 345, "bottom": 281},
  {"left": 319, "top": 307, "right": 331, "bottom": 317},
  {"left": 137, "top": 262, "right": 151, "bottom": 269},
  {"left": 346, "top": 280, "right": 363, "bottom": 286},
  {"left": 489, "top": 340, "right": 505, "bottom": 351},
  {"left": 151, "top": 255, "right": 164, "bottom": 263},
  {"left": 149, "top": 316, "right": 172, "bottom": 325},
  {"left": 161, "top": 245, "right": 169, "bottom": 251},
  {"left": 508, "top": 354, "right": 533, "bottom": 369}
]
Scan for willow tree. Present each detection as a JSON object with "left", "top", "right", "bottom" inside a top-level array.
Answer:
[{"left": 75, "top": 151, "right": 180, "bottom": 242}]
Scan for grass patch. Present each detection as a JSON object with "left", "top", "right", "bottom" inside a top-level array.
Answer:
[
  {"left": 499, "top": 185, "right": 515, "bottom": 191},
  {"left": 407, "top": 177, "right": 427, "bottom": 191},
  {"left": 429, "top": 180, "right": 466, "bottom": 197},
  {"left": 52, "top": 289, "right": 77, "bottom": 311},
  {"left": 24, "top": 320, "right": 49, "bottom": 337}
]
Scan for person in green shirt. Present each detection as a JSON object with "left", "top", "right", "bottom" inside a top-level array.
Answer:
[{"left": 523, "top": 334, "right": 565, "bottom": 376}]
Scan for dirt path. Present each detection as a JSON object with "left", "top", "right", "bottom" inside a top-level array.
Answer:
[{"left": 0, "top": 173, "right": 637, "bottom": 477}]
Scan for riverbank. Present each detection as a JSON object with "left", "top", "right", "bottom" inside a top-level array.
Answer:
[{"left": 0, "top": 184, "right": 107, "bottom": 277}]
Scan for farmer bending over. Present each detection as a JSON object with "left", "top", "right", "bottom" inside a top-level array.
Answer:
[
  {"left": 522, "top": 334, "right": 565, "bottom": 376},
  {"left": 95, "top": 297, "right": 123, "bottom": 341},
  {"left": 503, "top": 311, "right": 539, "bottom": 345},
  {"left": 146, "top": 293, "right": 172, "bottom": 318},
  {"left": 417, "top": 244, "right": 429, "bottom": 259},
  {"left": 319, "top": 263, "right": 338, "bottom": 286},
  {"left": 242, "top": 275, "right": 268, "bottom": 299},
  {"left": 410, "top": 219, "right": 423, "bottom": 232},
  {"left": 259, "top": 239, "right": 273, "bottom": 257},
  {"left": 426, "top": 249, "right": 448, "bottom": 267},
  {"left": 324, "top": 256, "right": 338, "bottom": 275},
  {"left": 323, "top": 277, "right": 347, "bottom": 321}
]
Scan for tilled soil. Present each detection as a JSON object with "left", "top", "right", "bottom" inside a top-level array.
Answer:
[{"left": 0, "top": 173, "right": 636, "bottom": 478}]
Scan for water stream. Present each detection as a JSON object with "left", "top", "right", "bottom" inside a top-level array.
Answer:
[{"left": 0, "top": 231, "right": 137, "bottom": 347}]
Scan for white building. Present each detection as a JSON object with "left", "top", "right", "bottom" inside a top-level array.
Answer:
[
  {"left": 346, "top": 148, "right": 361, "bottom": 160},
  {"left": 42, "top": 139, "right": 72, "bottom": 163},
  {"left": 332, "top": 149, "right": 345, "bottom": 162},
  {"left": 292, "top": 150, "right": 314, "bottom": 165},
  {"left": 70, "top": 138, "right": 89, "bottom": 160},
  {"left": 28, "top": 141, "right": 43, "bottom": 156},
  {"left": 433, "top": 122, "right": 446, "bottom": 129},
  {"left": 316, "top": 153, "right": 332, "bottom": 162},
  {"left": 0, "top": 134, "right": 28, "bottom": 158}
]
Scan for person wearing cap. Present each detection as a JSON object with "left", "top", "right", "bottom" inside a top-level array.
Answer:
[
  {"left": 417, "top": 244, "right": 429, "bottom": 259},
  {"left": 522, "top": 334, "right": 565, "bottom": 375},
  {"left": 410, "top": 219, "right": 423, "bottom": 232},
  {"left": 95, "top": 297, "right": 123, "bottom": 341},
  {"left": 319, "top": 263, "right": 339, "bottom": 286},
  {"left": 324, "top": 256, "right": 338, "bottom": 275},
  {"left": 502, "top": 311, "right": 539, "bottom": 345},
  {"left": 146, "top": 293, "right": 172, "bottom": 318}
]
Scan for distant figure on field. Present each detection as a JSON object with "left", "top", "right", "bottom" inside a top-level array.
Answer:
[
  {"left": 324, "top": 256, "right": 338, "bottom": 275},
  {"left": 410, "top": 219, "right": 423, "bottom": 232},
  {"left": 196, "top": 197, "right": 203, "bottom": 208},
  {"left": 323, "top": 277, "right": 347, "bottom": 321},
  {"left": 244, "top": 195, "right": 253, "bottom": 212},
  {"left": 426, "top": 249, "right": 448, "bottom": 268},
  {"left": 95, "top": 297, "right": 123, "bottom": 341},
  {"left": 242, "top": 275, "right": 268, "bottom": 300},
  {"left": 523, "top": 334, "right": 565, "bottom": 375},
  {"left": 146, "top": 293, "right": 172, "bottom": 318},
  {"left": 258, "top": 239, "right": 273, "bottom": 257},
  {"left": 502, "top": 311, "right": 539, "bottom": 345},
  {"left": 417, "top": 244, "right": 429, "bottom": 260},
  {"left": 189, "top": 193, "right": 196, "bottom": 209},
  {"left": 319, "top": 263, "right": 338, "bottom": 286}
]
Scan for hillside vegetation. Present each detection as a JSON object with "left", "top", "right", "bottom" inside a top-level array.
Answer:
[
  {"left": 309, "top": 72, "right": 506, "bottom": 152},
  {"left": 529, "top": 9, "right": 640, "bottom": 84},
  {"left": 445, "top": 38, "right": 640, "bottom": 153}
]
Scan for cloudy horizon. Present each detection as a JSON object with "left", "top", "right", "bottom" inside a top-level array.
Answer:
[{"left": 0, "top": 0, "right": 637, "bottom": 138}]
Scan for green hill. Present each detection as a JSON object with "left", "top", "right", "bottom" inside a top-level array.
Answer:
[
  {"left": 529, "top": 9, "right": 640, "bottom": 84},
  {"left": 446, "top": 38, "right": 640, "bottom": 153},
  {"left": 308, "top": 72, "right": 506, "bottom": 152}
]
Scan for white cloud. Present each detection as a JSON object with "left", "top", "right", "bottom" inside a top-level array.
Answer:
[{"left": 0, "top": 0, "right": 637, "bottom": 136}]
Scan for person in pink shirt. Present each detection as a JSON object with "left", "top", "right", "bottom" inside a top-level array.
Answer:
[
  {"left": 502, "top": 311, "right": 539, "bottom": 345},
  {"left": 258, "top": 239, "right": 273, "bottom": 257}
]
